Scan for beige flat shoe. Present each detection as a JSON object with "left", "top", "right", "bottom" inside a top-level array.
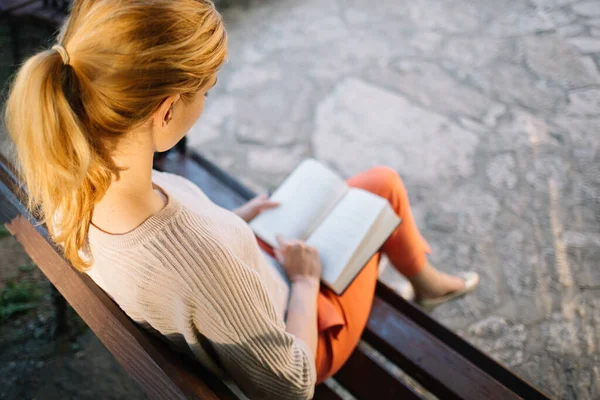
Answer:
[{"left": 416, "top": 271, "right": 480, "bottom": 310}]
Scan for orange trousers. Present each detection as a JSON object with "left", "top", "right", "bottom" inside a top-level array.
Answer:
[{"left": 314, "top": 166, "right": 431, "bottom": 383}]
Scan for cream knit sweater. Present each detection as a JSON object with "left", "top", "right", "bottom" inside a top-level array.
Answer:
[{"left": 84, "top": 170, "right": 316, "bottom": 400}]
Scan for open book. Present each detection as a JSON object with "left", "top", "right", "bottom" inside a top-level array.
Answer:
[{"left": 250, "top": 159, "right": 401, "bottom": 295}]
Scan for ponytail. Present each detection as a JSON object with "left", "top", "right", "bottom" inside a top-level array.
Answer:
[{"left": 5, "top": 49, "right": 112, "bottom": 270}]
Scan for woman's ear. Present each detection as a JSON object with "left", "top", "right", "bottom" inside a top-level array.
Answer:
[
  {"left": 154, "top": 94, "right": 181, "bottom": 127},
  {"left": 151, "top": 94, "right": 181, "bottom": 152}
]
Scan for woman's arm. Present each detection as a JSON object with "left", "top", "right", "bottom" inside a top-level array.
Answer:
[
  {"left": 275, "top": 236, "right": 322, "bottom": 360},
  {"left": 186, "top": 234, "right": 317, "bottom": 400},
  {"left": 285, "top": 276, "right": 319, "bottom": 359}
]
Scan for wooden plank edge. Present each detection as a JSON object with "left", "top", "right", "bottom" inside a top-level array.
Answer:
[
  {"left": 313, "top": 383, "right": 343, "bottom": 400},
  {"left": 364, "top": 297, "right": 521, "bottom": 400},
  {"left": 334, "top": 345, "right": 422, "bottom": 400},
  {"left": 375, "top": 281, "right": 551, "bottom": 399}
]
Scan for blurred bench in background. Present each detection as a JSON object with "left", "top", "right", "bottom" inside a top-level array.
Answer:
[{"left": 0, "top": 0, "right": 70, "bottom": 67}]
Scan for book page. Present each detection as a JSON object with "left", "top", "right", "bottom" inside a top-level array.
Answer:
[
  {"left": 250, "top": 159, "right": 348, "bottom": 247},
  {"left": 335, "top": 202, "right": 400, "bottom": 293},
  {"left": 306, "top": 188, "right": 389, "bottom": 287}
]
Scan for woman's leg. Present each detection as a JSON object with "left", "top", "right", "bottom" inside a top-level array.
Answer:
[
  {"left": 316, "top": 167, "right": 465, "bottom": 382},
  {"left": 315, "top": 166, "right": 466, "bottom": 382},
  {"left": 347, "top": 166, "right": 464, "bottom": 298},
  {"left": 315, "top": 253, "right": 379, "bottom": 383}
]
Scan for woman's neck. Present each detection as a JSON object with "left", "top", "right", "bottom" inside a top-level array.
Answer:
[{"left": 91, "top": 130, "right": 167, "bottom": 234}]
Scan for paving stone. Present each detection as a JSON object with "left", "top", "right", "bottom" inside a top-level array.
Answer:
[
  {"left": 246, "top": 145, "right": 306, "bottom": 175},
  {"left": 187, "top": 95, "right": 235, "bottom": 147},
  {"left": 458, "top": 117, "right": 489, "bottom": 133},
  {"left": 587, "top": 18, "right": 600, "bottom": 28},
  {"left": 425, "top": 209, "right": 460, "bottom": 233},
  {"left": 313, "top": 78, "right": 479, "bottom": 182},
  {"left": 483, "top": 103, "right": 508, "bottom": 127},
  {"left": 572, "top": 1, "right": 600, "bottom": 17},
  {"left": 238, "top": 43, "right": 266, "bottom": 64},
  {"left": 517, "top": 353, "right": 587, "bottom": 399},
  {"left": 563, "top": 231, "right": 600, "bottom": 248},
  {"left": 370, "top": 60, "right": 503, "bottom": 120},
  {"left": 257, "top": 14, "right": 348, "bottom": 52},
  {"left": 556, "top": 24, "right": 587, "bottom": 37},
  {"left": 440, "top": 184, "right": 500, "bottom": 235},
  {"left": 522, "top": 36, "right": 600, "bottom": 88},
  {"left": 302, "top": 30, "right": 398, "bottom": 80},
  {"left": 552, "top": 116, "right": 600, "bottom": 147},
  {"left": 466, "top": 63, "right": 567, "bottom": 112},
  {"left": 576, "top": 245, "right": 600, "bottom": 286},
  {"left": 567, "top": 37, "right": 600, "bottom": 53},
  {"left": 466, "top": 316, "right": 528, "bottom": 367},
  {"left": 230, "top": 80, "right": 315, "bottom": 146},
  {"left": 342, "top": 0, "right": 415, "bottom": 27},
  {"left": 439, "top": 37, "right": 515, "bottom": 68},
  {"left": 578, "top": 154, "right": 600, "bottom": 197},
  {"left": 405, "top": 0, "right": 482, "bottom": 33},
  {"left": 499, "top": 229, "right": 540, "bottom": 296},
  {"left": 531, "top": 0, "right": 579, "bottom": 6},
  {"left": 488, "top": 109, "right": 561, "bottom": 152},
  {"left": 567, "top": 88, "right": 600, "bottom": 116},
  {"left": 541, "top": 314, "right": 583, "bottom": 356},
  {"left": 226, "top": 64, "right": 282, "bottom": 91},
  {"left": 407, "top": 32, "right": 444, "bottom": 53},
  {"left": 487, "top": 153, "right": 518, "bottom": 189},
  {"left": 525, "top": 155, "right": 571, "bottom": 191},
  {"left": 485, "top": 8, "right": 554, "bottom": 36},
  {"left": 542, "top": 7, "right": 581, "bottom": 26}
]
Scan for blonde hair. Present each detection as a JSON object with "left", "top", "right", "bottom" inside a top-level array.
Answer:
[{"left": 4, "top": 0, "right": 227, "bottom": 271}]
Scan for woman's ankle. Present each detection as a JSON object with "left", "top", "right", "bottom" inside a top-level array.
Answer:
[{"left": 408, "top": 261, "right": 465, "bottom": 299}]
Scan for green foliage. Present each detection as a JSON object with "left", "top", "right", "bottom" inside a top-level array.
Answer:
[
  {"left": 18, "top": 263, "right": 36, "bottom": 272},
  {"left": 0, "top": 280, "right": 42, "bottom": 321},
  {"left": 0, "top": 225, "right": 10, "bottom": 238}
]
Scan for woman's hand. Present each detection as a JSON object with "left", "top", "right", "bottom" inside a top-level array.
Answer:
[
  {"left": 274, "top": 236, "right": 322, "bottom": 284},
  {"left": 233, "top": 194, "right": 280, "bottom": 222}
]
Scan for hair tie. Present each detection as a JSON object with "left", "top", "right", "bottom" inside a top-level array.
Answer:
[{"left": 52, "top": 44, "right": 70, "bottom": 65}]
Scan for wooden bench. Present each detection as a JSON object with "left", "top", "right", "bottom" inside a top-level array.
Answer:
[{"left": 0, "top": 150, "right": 552, "bottom": 399}]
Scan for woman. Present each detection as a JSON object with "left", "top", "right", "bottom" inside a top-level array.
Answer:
[{"left": 5, "top": 1, "right": 478, "bottom": 398}]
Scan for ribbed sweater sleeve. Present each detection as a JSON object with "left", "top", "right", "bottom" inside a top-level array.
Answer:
[{"left": 180, "top": 226, "right": 316, "bottom": 399}]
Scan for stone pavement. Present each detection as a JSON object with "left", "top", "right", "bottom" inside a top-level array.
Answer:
[{"left": 191, "top": 0, "right": 600, "bottom": 398}]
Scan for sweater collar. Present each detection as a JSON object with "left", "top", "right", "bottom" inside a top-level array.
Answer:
[{"left": 88, "top": 184, "right": 182, "bottom": 249}]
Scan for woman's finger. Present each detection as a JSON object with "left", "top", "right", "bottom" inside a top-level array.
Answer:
[
  {"left": 275, "top": 235, "right": 287, "bottom": 249},
  {"left": 274, "top": 248, "right": 284, "bottom": 264},
  {"left": 258, "top": 200, "right": 280, "bottom": 211},
  {"left": 249, "top": 194, "right": 267, "bottom": 204}
]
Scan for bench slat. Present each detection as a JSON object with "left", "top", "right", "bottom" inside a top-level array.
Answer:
[
  {"left": 334, "top": 346, "right": 422, "bottom": 400},
  {"left": 364, "top": 297, "right": 521, "bottom": 400},
  {"left": 313, "top": 384, "right": 343, "bottom": 400},
  {"left": 161, "top": 153, "right": 249, "bottom": 209},
  {"left": 375, "top": 282, "right": 550, "bottom": 399}
]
